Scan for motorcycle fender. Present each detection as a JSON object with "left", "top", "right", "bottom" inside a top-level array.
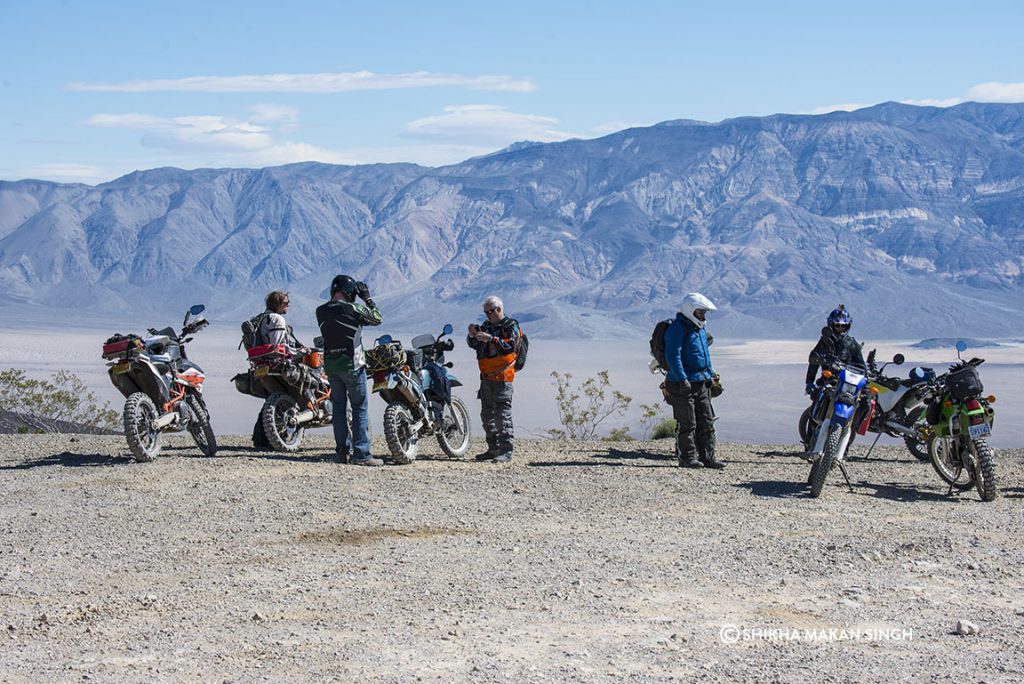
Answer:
[
  {"left": 447, "top": 371, "right": 462, "bottom": 388},
  {"left": 832, "top": 402, "right": 855, "bottom": 423}
]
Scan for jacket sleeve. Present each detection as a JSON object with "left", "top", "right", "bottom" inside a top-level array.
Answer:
[
  {"left": 353, "top": 302, "right": 383, "bottom": 327},
  {"left": 808, "top": 336, "right": 833, "bottom": 367}
]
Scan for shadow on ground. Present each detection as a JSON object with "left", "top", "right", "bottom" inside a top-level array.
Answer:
[{"left": 0, "top": 451, "right": 124, "bottom": 469}]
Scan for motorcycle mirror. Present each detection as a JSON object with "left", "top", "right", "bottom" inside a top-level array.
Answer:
[
  {"left": 377, "top": 334, "right": 393, "bottom": 345},
  {"left": 955, "top": 340, "right": 968, "bottom": 353},
  {"left": 189, "top": 304, "right": 205, "bottom": 316},
  {"left": 892, "top": 353, "right": 905, "bottom": 365},
  {"left": 442, "top": 323, "right": 453, "bottom": 336}
]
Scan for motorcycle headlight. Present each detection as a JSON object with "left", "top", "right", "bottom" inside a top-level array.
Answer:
[{"left": 841, "top": 382, "right": 860, "bottom": 395}]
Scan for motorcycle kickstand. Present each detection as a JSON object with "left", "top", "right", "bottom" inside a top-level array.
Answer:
[
  {"left": 836, "top": 460, "right": 855, "bottom": 492},
  {"left": 861, "top": 432, "right": 882, "bottom": 460}
]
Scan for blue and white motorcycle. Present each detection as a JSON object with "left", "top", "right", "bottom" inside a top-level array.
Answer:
[
  {"left": 805, "top": 361, "right": 871, "bottom": 498},
  {"left": 366, "top": 323, "right": 471, "bottom": 464}
]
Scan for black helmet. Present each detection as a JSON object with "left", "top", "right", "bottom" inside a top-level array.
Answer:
[{"left": 330, "top": 274, "right": 357, "bottom": 300}]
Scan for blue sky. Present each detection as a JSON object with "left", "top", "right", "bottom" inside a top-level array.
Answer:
[{"left": 2, "top": 0, "right": 1023, "bottom": 183}]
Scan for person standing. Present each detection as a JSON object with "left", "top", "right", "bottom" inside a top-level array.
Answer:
[
  {"left": 467, "top": 295, "right": 521, "bottom": 463},
  {"left": 663, "top": 292, "right": 724, "bottom": 469},
  {"left": 316, "top": 275, "right": 383, "bottom": 466}
]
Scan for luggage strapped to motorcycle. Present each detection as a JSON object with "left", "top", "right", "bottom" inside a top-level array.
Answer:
[
  {"left": 247, "top": 343, "right": 290, "bottom": 360},
  {"left": 366, "top": 341, "right": 405, "bottom": 372},
  {"left": 946, "top": 365, "right": 983, "bottom": 402}
]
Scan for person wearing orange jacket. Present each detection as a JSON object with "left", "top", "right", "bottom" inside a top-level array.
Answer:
[{"left": 466, "top": 295, "right": 521, "bottom": 463}]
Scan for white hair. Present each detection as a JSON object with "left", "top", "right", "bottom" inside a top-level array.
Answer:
[{"left": 483, "top": 295, "right": 503, "bottom": 310}]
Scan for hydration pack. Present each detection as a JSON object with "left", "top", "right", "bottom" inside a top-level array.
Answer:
[
  {"left": 513, "top": 326, "right": 529, "bottom": 372},
  {"left": 239, "top": 312, "right": 267, "bottom": 350},
  {"left": 649, "top": 319, "right": 673, "bottom": 371}
]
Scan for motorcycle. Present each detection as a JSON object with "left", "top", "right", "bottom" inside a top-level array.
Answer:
[
  {"left": 366, "top": 323, "right": 471, "bottom": 464},
  {"left": 861, "top": 350, "right": 936, "bottom": 460},
  {"left": 926, "top": 341, "right": 998, "bottom": 501},
  {"left": 102, "top": 304, "right": 216, "bottom": 462},
  {"left": 803, "top": 360, "right": 871, "bottom": 498},
  {"left": 232, "top": 336, "right": 333, "bottom": 453}
]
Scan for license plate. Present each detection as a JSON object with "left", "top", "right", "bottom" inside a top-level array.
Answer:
[
  {"left": 112, "top": 362, "right": 131, "bottom": 375},
  {"left": 372, "top": 379, "right": 387, "bottom": 392},
  {"left": 254, "top": 366, "right": 269, "bottom": 378},
  {"left": 968, "top": 423, "right": 991, "bottom": 439}
]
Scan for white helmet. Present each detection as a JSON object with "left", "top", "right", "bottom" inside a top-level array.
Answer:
[{"left": 680, "top": 292, "right": 717, "bottom": 329}]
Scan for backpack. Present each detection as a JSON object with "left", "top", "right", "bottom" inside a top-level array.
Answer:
[
  {"left": 239, "top": 312, "right": 268, "bottom": 350},
  {"left": 649, "top": 318, "right": 673, "bottom": 371},
  {"left": 513, "top": 325, "right": 529, "bottom": 372}
]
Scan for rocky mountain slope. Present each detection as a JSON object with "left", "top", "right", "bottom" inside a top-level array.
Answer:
[{"left": 2, "top": 102, "right": 1023, "bottom": 338}]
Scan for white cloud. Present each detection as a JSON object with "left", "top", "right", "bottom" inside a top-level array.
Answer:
[
  {"left": 7, "top": 163, "right": 109, "bottom": 183},
  {"left": 405, "top": 105, "right": 577, "bottom": 145},
  {"left": 65, "top": 71, "right": 536, "bottom": 93},
  {"left": 810, "top": 80, "right": 1024, "bottom": 115},
  {"left": 963, "top": 81, "right": 1024, "bottom": 103}
]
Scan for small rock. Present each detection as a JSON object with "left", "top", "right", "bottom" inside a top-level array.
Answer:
[
  {"left": 838, "top": 598, "right": 860, "bottom": 608},
  {"left": 955, "top": 619, "right": 979, "bottom": 636},
  {"left": 252, "top": 612, "right": 266, "bottom": 623}
]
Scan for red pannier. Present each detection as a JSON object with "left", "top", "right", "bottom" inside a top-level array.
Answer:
[
  {"left": 102, "top": 334, "right": 143, "bottom": 359},
  {"left": 247, "top": 343, "right": 289, "bottom": 361}
]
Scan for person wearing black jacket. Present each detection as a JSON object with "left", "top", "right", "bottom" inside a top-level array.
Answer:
[{"left": 805, "top": 305, "right": 865, "bottom": 395}]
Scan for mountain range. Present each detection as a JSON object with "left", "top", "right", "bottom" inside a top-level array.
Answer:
[{"left": 2, "top": 101, "right": 1023, "bottom": 339}]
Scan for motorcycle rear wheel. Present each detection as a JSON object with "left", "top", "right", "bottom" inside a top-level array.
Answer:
[
  {"left": 902, "top": 407, "right": 930, "bottom": 461},
  {"left": 123, "top": 392, "right": 161, "bottom": 462},
  {"left": 809, "top": 423, "right": 842, "bottom": 498},
  {"left": 798, "top": 406, "right": 814, "bottom": 451},
  {"left": 384, "top": 403, "right": 417, "bottom": 464},
  {"left": 436, "top": 397, "right": 471, "bottom": 459},
  {"left": 262, "top": 392, "right": 304, "bottom": 453},
  {"left": 928, "top": 435, "right": 973, "bottom": 490},
  {"left": 971, "top": 439, "right": 998, "bottom": 502},
  {"left": 186, "top": 394, "right": 217, "bottom": 457}
]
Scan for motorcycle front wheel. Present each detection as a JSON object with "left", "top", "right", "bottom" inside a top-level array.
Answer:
[
  {"left": 384, "top": 403, "right": 418, "bottom": 464},
  {"left": 262, "top": 392, "right": 304, "bottom": 453},
  {"left": 809, "top": 423, "right": 842, "bottom": 498},
  {"left": 971, "top": 439, "right": 998, "bottom": 502},
  {"left": 123, "top": 392, "right": 161, "bottom": 462},
  {"left": 186, "top": 394, "right": 217, "bottom": 457},
  {"left": 436, "top": 397, "right": 471, "bottom": 458},
  {"left": 901, "top": 407, "right": 930, "bottom": 462},
  {"left": 928, "top": 435, "right": 973, "bottom": 490}
]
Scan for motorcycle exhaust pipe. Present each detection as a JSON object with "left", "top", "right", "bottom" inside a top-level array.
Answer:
[
  {"left": 154, "top": 412, "right": 178, "bottom": 429},
  {"left": 885, "top": 421, "right": 918, "bottom": 437},
  {"left": 292, "top": 409, "right": 317, "bottom": 425}
]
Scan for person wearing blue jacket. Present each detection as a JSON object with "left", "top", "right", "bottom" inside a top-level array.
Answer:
[{"left": 664, "top": 292, "right": 724, "bottom": 469}]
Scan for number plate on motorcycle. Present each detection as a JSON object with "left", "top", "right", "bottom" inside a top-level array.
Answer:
[
  {"left": 112, "top": 362, "right": 131, "bottom": 375},
  {"left": 254, "top": 366, "right": 269, "bottom": 378},
  {"left": 968, "top": 423, "right": 991, "bottom": 439}
]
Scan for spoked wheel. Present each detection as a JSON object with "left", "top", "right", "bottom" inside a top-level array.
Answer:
[
  {"left": 902, "top": 407, "right": 930, "bottom": 461},
  {"left": 971, "top": 439, "right": 998, "bottom": 502},
  {"left": 185, "top": 394, "right": 217, "bottom": 457},
  {"left": 262, "top": 392, "right": 304, "bottom": 453},
  {"left": 809, "top": 424, "right": 842, "bottom": 498},
  {"left": 436, "top": 397, "right": 471, "bottom": 459},
  {"left": 123, "top": 392, "right": 161, "bottom": 462},
  {"left": 383, "top": 403, "right": 418, "bottom": 464},
  {"left": 928, "top": 435, "right": 973, "bottom": 490},
  {"left": 798, "top": 406, "right": 815, "bottom": 451}
]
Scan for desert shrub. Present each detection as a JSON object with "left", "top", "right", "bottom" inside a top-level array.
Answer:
[
  {"left": 651, "top": 418, "right": 677, "bottom": 440},
  {"left": 548, "top": 370, "right": 632, "bottom": 440},
  {"left": 602, "top": 427, "right": 635, "bottom": 442},
  {"left": 0, "top": 368, "right": 118, "bottom": 433}
]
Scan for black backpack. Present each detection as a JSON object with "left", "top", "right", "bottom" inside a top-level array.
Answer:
[
  {"left": 239, "top": 312, "right": 267, "bottom": 350},
  {"left": 649, "top": 318, "right": 673, "bottom": 371},
  {"left": 513, "top": 326, "right": 529, "bottom": 372}
]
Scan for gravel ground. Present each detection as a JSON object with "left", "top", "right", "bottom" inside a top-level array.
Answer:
[{"left": 1, "top": 433, "right": 1023, "bottom": 683}]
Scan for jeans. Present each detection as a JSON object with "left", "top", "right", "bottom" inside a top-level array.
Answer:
[{"left": 329, "top": 367, "right": 370, "bottom": 460}]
